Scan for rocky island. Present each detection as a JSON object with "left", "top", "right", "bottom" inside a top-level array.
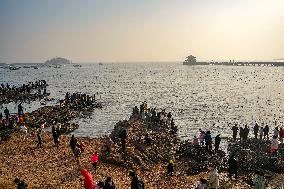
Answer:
[{"left": 44, "top": 57, "right": 71, "bottom": 65}]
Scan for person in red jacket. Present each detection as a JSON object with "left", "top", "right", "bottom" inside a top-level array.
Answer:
[{"left": 81, "top": 168, "right": 94, "bottom": 189}]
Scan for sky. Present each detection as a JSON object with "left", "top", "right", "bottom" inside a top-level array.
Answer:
[{"left": 0, "top": 0, "right": 284, "bottom": 63}]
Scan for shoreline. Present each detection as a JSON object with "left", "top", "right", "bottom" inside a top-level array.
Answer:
[{"left": 1, "top": 114, "right": 284, "bottom": 188}]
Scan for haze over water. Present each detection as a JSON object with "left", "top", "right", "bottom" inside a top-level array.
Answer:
[{"left": 1, "top": 63, "right": 284, "bottom": 139}]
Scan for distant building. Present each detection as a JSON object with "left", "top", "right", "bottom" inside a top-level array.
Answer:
[{"left": 183, "top": 55, "right": 197, "bottom": 65}]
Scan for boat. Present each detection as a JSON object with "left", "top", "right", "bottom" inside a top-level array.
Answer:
[
  {"left": 98, "top": 62, "right": 103, "bottom": 65},
  {"left": 9, "top": 66, "right": 21, "bottom": 70},
  {"left": 73, "top": 64, "right": 82, "bottom": 67}
]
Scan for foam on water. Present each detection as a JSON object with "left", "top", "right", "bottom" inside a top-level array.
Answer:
[{"left": 1, "top": 63, "right": 284, "bottom": 139}]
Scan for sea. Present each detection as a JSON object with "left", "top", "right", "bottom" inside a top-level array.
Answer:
[{"left": 1, "top": 63, "right": 284, "bottom": 140}]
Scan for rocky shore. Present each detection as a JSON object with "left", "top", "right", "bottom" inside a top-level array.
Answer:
[{"left": 1, "top": 112, "right": 284, "bottom": 188}]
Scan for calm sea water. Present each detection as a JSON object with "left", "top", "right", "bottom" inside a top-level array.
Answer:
[{"left": 1, "top": 63, "right": 284, "bottom": 139}]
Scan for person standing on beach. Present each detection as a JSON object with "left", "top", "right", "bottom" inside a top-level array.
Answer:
[
  {"left": 231, "top": 124, "right": 238, "bottom": 141},
  {"left": 70, "top": 135, "right": 78, "bottom": 154},
  {"left": 103, "top": 177, "right": 116, "bottom": 189},
  {"left": 167, "top": 160, "right": 175, "bottom": 176},
  {"left": 228, "top": 156, "right": 238, "bottom": 179},
  {"left": 4, "top": 107, "right": 10, "bottom": 120},
  {"left": 204, "top": 131, "right": 212, "bottom": 151},
  {"left": 253, "top": 170, "right": 266, "bottom": 189},
  {"left": 199, "top": 129, "right": 205, "bottom": 146},
  {"left": 254, "top": 123, "right": 259, "bottom": 139},
  {"left": 263, "top": 125, "right": 269, "bottom": 140},
  {"left": 129, "top": 172, "right": 145, "bottom": 189},
  {"left": 208, "top": 167, "right": 219, "bottom": 189},
  {"left": 243, "top": 125, "right": 249, "bottom": 142},
  {"left": 214, "top": 134, "right": 221, "bottom": 152},
  {"left": 279, "top": 128, "right": 284, "bottom": 144},
  {"left": 259, "top": 127, "right": 264, "bottom": 140},
  {"left": 91, "top": 151, "right": 99, "bottom": 170},
  {"left": 273, "top": 127, "right": 279, "bottom": 138},
  {"left": 239, "top": 126, "right": 244, "bottom": 142},
  {"left": 119, "top": 127, "right": 127, "bottom": 151},
  {"left": 37, "top": 130, "right": 42, "bottom": 148}
]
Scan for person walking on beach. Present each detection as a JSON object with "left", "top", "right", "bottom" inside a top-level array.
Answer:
[
  {"left": 263, "top": 125, "right": 269, "bottom": 140},
  {"left": 208, "top": 167, "right": 219, "bottom": 189},
  {"left": 81, "top": 168, "right": 95, "bottom": 189},
  {"left": 37, "top": 130, "right": 42, "bottom": 148},
  {"left": 231, "top": 124, "right": 238, "bottom": 141},
  {"left": 228, "top": 156, "right": 238, "bottom": 179},
  {"left": 91, "top": 151, "right": 99, "bottom": 170},
  {"left": 129, "top": 172, "right": 145, "bottom": 189},
  {"left": 214, "top": 134, "right": 221, "bottom": 152}
]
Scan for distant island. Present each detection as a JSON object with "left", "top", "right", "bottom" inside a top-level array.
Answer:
[{"left": 44, "top": 57, "right": 71, "bottom": 65}]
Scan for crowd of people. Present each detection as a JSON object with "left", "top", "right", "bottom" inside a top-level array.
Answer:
[
  {"left": 0, "top": 80, "right": 48, "bottom": 104},
  {"left": 3, "top": 99, "right": 284, "bottom": 188},
  {"left": 61, "top": 92, "right": 102, "bottom": 109}
]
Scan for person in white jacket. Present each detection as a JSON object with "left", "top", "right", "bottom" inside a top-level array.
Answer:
[{"left": 208, "top": 167, "right": 219, "bottom": 189}]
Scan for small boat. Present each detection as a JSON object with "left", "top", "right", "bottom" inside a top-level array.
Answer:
[
  {"left": 98, "top": 62, "right": 103, "bottom": 65},
  {"left": 9, "top": 66, "right": 21, "bottom": 70},
  {"left": 73, "top": 64, "right": 82, "bottom": 67}
]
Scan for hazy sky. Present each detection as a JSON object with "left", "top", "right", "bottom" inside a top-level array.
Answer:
[{"left": 0, "top": 0, "right": 284, "bottom": 63}]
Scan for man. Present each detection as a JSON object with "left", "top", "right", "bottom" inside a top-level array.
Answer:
[
  {"left": 4, "top": 107, "right": 10, "bottom": 120},
  {"left": 254, "top": 123, "right": 259, "bottom": 139},
  {"left": 129, "top": 172, "right": 145, "bottom": 189},
  {"left": 231, "top": 124, "right": 238, "bottom": 141},
  {"left": 215, "top": 134, "right": 221, "bottom": 152},
  {"left": 119, "top": 127, "right": 127, "bottom": 151},
  {"left": 228, "top": 156, "right": 238, "bottom": 179}
]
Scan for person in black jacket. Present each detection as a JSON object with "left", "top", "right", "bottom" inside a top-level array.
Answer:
[
  {"left": 70, "top": 135, "right": 78, "bottom": 154},
  {"left": 215, "top": 134, "right": 221, "bottom": 152},
  {"left": 103, "top": 177, "right": 115, "bottom": 189},
  {"left": 14, "top": 178, "right": 28, "bottom": 189},
  {"left": 228, "top": 156, "right": 238, "bottom": 179},
  {"left": 129, "top": 172, "right": 145, "bottom": 189}
]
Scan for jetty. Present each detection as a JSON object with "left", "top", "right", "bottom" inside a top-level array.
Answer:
[{"left": 183, "top": 55, "right": 284, "bottom": 67}]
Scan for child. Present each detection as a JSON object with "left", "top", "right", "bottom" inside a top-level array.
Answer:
[{"left": 91, "top": 152, "right": 99, "bottom": 170}]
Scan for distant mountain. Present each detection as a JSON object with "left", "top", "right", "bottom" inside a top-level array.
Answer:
[{"left": 44, "top": 57, "right": 71, "bottom": 65}]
